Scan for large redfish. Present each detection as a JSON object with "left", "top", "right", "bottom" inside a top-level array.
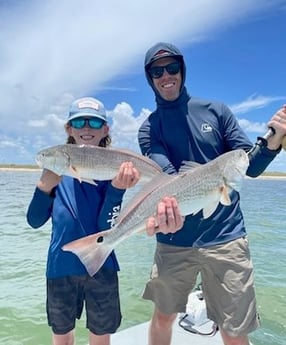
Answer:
[
  {"left": 36, "top": 144, "right": 162, "bottom": 183},
  {"left": 63, "top": 149, "right": 249, "bottom": 276}
]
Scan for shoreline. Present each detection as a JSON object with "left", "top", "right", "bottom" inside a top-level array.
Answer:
[
  {"left": 0, "top": 167, "right": 41, "bottom": 172},
  {"left": 0, "top": 167, "right": 285, "bottom": 179},
  {"left": 247, "top": 175, "right": 286, "bottom": 180}
]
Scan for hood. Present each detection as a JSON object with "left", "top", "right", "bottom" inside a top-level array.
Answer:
[{"left": 144, "top": 42, "right": 187, "bottom": 99}]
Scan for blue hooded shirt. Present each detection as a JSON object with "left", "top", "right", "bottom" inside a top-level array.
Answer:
[{"left": 138, "top": 42, "right": 279, "bottom": 247}]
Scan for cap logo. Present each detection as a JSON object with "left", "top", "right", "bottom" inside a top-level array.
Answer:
[
  {"left": 77, "top": 100, "right": 99, "bottom": 110},
  {"left": 155, "top": 50, "right": 171, "bottom": 57}
]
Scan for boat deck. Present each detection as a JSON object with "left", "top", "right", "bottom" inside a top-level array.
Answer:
[{"left": 112, "top": 317, "right": 223, "bottom": 345}]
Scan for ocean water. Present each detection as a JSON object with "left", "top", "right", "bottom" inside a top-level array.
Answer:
[{"left": 0, "top": 170, "right": 285, "bottom": 345}]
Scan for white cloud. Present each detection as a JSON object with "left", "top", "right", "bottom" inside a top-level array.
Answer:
[
  {"left": 238, "top": 118, "right": 267, "bottom": 134},
  {"left": 0, "top": 0, "right": 285, "bottom": 164},
  {"left": 1, "top": 0, "right": 281, "bottom": 110},
  {"left": 108, "top": 102, "right": 150, "bottom": 152},
  {"left": 231, "top": 93, "right": 284, "bottom": 135},
  {"left": 230, "top": 94, "right": 286, "bottom": 115},
  {"left": 0, "top": 140, "right": 18, "bottom": 149}
]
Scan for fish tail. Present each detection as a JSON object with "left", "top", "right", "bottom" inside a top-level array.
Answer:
[{"left": 62, "top": 232, "right": 114, "bottom": 276}]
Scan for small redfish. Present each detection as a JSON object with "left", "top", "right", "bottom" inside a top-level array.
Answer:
[{"left": 36, "top": 144, "right": 162, "bottom": 183}]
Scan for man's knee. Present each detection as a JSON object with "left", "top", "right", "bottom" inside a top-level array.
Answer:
[
  {"left": 153, "top": 309, "right": 177, "bottom": 328},
  {"left": 220, "top": 328, "right": 250, "bottom": 345}
]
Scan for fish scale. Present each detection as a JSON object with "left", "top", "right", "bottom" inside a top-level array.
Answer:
[{"left": 63, "top": 149, "right": 249, "bottom": 276}]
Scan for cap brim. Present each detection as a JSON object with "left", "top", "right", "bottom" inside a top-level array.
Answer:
[
  {"left": 68, "top": 112, "right": 106, "bottom": 122},
  {"left": 146, "top": 54, "right": 182, "bottom": 69},
  {"left": 150, "top": 52, "right": 175, "bottom": 62}
]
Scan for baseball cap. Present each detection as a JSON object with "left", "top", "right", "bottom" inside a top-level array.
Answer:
[
  {"left": 68, "top": 97, "right": 107, "bottom": 122},
  {"left": 145, "top": 42, "right": 183, "bottom": 69},
  {"left": 150, "top": 49, "right": 179, "bottom": 63}
]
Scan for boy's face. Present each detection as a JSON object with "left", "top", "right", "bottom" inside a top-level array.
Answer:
[
  {"left": 149, "top": 57, "right": 182, "bottom": 101},
  {"left": 67, "top": 119, "right": 109, "bottom": 146}
]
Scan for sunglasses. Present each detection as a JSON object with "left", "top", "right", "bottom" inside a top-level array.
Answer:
[
  {"left": 148, "top": 61, "right": 180, "bottom": 79},
  {"left": 69, "top": 117, "right": 105, "bottom": 129}
]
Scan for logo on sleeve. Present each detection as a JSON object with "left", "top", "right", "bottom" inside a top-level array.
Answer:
[{"left": 107, "top": 205, "right": 121, "bottom": 228}]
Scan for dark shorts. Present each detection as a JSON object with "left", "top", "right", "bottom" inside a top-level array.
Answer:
[
  {"left": 47, "top": 269, "right": 121, "bottom": 335},
  {"left": 143, "top": 238, "right": 260, "bottom": 337}
]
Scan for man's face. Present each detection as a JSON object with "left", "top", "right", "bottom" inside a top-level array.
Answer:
[{"left": 149, "top": 57, "right": 182, "bottom": 101}]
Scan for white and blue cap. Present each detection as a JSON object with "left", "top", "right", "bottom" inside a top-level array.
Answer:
[{"left": 68, "top": 97, "right": 107, "bottom": 122}]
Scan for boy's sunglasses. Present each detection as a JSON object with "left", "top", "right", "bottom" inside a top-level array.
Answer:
[
  {"left": 148, "top": 61, "right": 180, "bottom": 79},
  {"left": 69, "top": 117, "right": 105, "bottom": 129}
]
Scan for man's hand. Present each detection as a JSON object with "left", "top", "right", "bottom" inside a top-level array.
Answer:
[
  {"left": 267, "top": 104, "right": 286, "bottom": 150},
  {"left": 146, "top": 196, "right": 185, "bottom": 236}
]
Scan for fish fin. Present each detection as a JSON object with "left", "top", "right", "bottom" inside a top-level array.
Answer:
[
  {"left": 220, "top": 186, "right": 231, "bottom": 205},
  {"left": 69, "top": 166, "right": 82, "bottom": 182},
  {"left": 62, "top": 232, "right": 113, "bottom": 276},
  {"left": 202, "top": 186, "right": 231, "bottom": 218},
  {"left": 68, "top": 165, "right": 97, "bottom": 185},
  {"left": 226, "top": 179, "right": 243, "bottom": 192},
  {"left": 202, "top": 201, "right": 220, "bottom": 218},
  {"left": 81, "top": 178, "right": 98, "bottom": 185},
  {"left": 179, "top": 161, "right": 202, "bottom": 174}
]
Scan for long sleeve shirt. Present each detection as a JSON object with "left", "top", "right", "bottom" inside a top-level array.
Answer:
[
  {"left": 27, "top": 176, "right": 125, "bottom": 278},
  {"left": 138, "top": 95, "right": 280, "bottom": 247}
]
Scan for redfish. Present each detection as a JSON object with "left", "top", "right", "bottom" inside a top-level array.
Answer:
[
  {"left": 63, "top": 149, "right": 249, "bottom": 276},
  {"left": 36, "top": 144, "right": 162, "bottom": 183}
]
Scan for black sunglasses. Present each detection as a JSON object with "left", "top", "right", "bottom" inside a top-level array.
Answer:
[
  {"left": 69, "top": 117, "right": 105, "bottom": 129},
  {"left": 148, "top": 61, "right": 180, "bottom": 79}
]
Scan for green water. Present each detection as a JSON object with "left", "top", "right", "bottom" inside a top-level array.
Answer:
[{"left": 0, "top": 171, "right": 285, "bottom": 344}]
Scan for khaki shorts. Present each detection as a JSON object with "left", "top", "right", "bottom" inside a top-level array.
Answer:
[{"left": 143, "top": 237, "right": 260, "bottom": 336}]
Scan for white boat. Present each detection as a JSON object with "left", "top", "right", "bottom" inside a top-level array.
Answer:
[
  {"left": 112, "top": 318, "right": 222, "bottom": 345},
  {"left": 112, "top": 289, "right": 223, "bottom": 345}
]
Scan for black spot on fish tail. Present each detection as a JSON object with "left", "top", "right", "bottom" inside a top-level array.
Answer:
[{"left": 97, "top": 236, "right": 104, "bottom": 243}]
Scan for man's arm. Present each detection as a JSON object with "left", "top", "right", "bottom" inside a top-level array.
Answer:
[{"left": 138, "top": 116, "right": 177, "bottom": 174}]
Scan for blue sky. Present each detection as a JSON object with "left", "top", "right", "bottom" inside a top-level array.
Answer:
[{"left": 0, "top": 0, "right": 286, "bottom": 171}]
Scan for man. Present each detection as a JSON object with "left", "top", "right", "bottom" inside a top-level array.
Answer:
[{"left": 138, "top": 42, "right": 286, "bottom": 345}]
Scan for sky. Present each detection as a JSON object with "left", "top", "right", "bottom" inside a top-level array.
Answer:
[{"left": 0, "top": 0, "right": 286, "bottom": 171}]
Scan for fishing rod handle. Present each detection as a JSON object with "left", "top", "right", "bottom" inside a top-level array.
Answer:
[
  {"left": 247, "top": 127, "right": 275, "bottom": 158},
  {"left": 262, "top": 127, "right": 275, "bottom": 141}
]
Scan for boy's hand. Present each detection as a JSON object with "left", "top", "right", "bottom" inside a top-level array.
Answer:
[{"left": 112, "top": 161, "right": 140, "bottom": 189}]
